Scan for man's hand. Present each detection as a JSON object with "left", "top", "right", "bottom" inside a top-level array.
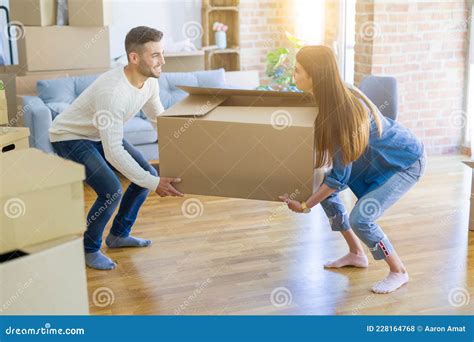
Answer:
[
  {"left": 278, "top": 194, "right": 304, "bottom": 213},
  {"left": 155, "top": 177, "right": 184, "bottom": 197}
]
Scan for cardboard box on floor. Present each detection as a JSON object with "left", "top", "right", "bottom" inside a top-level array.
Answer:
[
  {"left": 157, "top": 86, "right": 321, "bottom": 202},
  {"left": 69, "top": 0, "right": 113, "bottom": 26},
  {"left": 462, "top": 161, "right": 474, "bottom": 231},
  {"left": 0, "top": 235, "right": 89, "bottom": 315},
  {"left": 0, "top": 148, "right": 86, "bottom": 254},
  {"left": 10, "top": 0, "right": 57, "bottom": 26},
  {"left": 18, "top": 26, "right": 110, "bottom": 72},
  {"left": 0, "top": 127, "right": 30, "bottom": 153}
]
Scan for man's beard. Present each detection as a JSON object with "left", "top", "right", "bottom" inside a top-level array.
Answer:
[{"left": 138, "top": 62, "right": 160, "bottom": 79}]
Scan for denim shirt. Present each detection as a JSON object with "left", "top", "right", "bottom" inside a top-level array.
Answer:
[{"left": 323, "top": 106, "right": 424, "bottom": 199}]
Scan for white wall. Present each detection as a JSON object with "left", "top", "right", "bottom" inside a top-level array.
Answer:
[{"left": 109, "top": 0, "right": 202, "bottom": 59}]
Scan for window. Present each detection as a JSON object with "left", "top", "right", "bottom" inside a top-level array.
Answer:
[
  {"left": 294, "top": 0, "right": 356, "bottom": 83},
  {"left": 467, "top": 3, "right": 474, "bottom": 156}
]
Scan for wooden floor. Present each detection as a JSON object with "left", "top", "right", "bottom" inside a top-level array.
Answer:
[{"left": 85, "top": 155, "right": 474, "bottom": 315}]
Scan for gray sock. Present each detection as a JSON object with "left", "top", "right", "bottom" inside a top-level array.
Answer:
[
  {"left": 105, "top": 234, "right": 152, "bottom": 248},
  {"left": 85, "top": 251, "right": 117, "bottom": 270}
]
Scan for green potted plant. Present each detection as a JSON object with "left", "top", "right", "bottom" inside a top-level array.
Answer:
[{"left": 257, "top": 32, "right": 307, "bottom": 92}]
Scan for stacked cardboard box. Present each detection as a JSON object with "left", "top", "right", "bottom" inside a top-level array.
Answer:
[
  {"left": 10, "top": 0, "right": 57, "bottom": 26},
  {"left": 0, "top": 148, "right": 89, "bottom": 314},
  {"left": 0, "top": 71, "right": 30, "bottom": 151},
  {"left": 10, "top": 0, "right": 111, "bottom": 73},
  {"left": 0, "top": 127, "right": 30, "bottom": 153},
  {"left": 68, "top": 0, "right": 113, "bottom": 27}
]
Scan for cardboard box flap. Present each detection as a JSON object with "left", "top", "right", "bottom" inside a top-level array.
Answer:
[
  {"left": 177, "top": 85, "right": 309, "bottom": 98},
  {"left": 201, "top": 106, "right": 318, "bottom": 127},
  {"left": 0, "top": 148, "right": 85, "bottom": 197},
  {"left": 463, "top": 160, "right": 474, "bottom": 169},
  {"left": 160, "top": 94, "right": 227, "bottom": 117}
]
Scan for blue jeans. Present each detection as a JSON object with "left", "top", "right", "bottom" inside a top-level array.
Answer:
[
  {"left": 52, "top": 139, "right": 158, "bottom": 253},
  {"left": 320, "top": 154, "right": 427, "bottom": 260}
]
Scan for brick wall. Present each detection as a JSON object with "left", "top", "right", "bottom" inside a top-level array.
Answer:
[
  {"left": 354, "top": 0, "right": 469, "bottom": 155},
  {"left": 237, "top": 0, "right": 469, "bottom": 154},
  {"left": 239, "top": 0, "right": 293, "bottom": 84}
]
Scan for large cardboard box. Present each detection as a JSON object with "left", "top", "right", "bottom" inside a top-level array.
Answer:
[
  {"left": 10, "top": 0, "right": 57, "bottom": 26},
  {"left": 0, "top": 127, "right": 30, "bottom": 153},
  {"left": 0, "top": 65, "right": 21, "bottom": 74},
  {"left": 69, "top": 0, "right": 113, "bottom": 26},
  {"left": 157, "top": 86, "right": 320, "bottom": 202},
  {"left": 0, "top": 148, "right": 86, "bottom": 254},
  {"left": 463, "top": 161, "right": 474, "bottom": 231},
  {"left": 0, "top": 73, "right": 20, "bottom": 126},
  {"left": 18, "top": 26, "right": 110, "bottom": 72},
  {"left": 0, "top": 235, "right": 89, "bottom": 315}
]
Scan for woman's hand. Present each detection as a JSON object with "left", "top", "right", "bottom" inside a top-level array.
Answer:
[{"left": 278, "top": 194, "right": 304, "bottom": 213}]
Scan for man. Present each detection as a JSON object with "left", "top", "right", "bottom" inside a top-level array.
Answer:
[{"left": 49, "top": 26, "right": 183, "bottom": 270}]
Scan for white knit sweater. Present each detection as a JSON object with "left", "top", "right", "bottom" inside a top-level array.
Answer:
[{"left": 49, "top": 67, "right": 164, "bottom": 191}]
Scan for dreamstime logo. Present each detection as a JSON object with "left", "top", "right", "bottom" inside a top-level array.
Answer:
[
  {"left": 84, "top": 27, "right": 107, "bottom": 50},
  {"left": 448, "top": 287, "right": 470, "bottom": 307},
  {"left": 352, "top": 121, "right": 370, "bottom": 138},
  {"left": 449, "top": 110, "right": 467, "bottom": 129},
  {"left": 182, "top": 21, "right": 203, "bottom": 41},
  {"left": 4, "top": 198, "right": 26, "bottom": 219},
  {"left": 263, "top": 189, "right": 300, "bottom": 226},
  {"left": 351, "top": 294, "right": 375, "bottom": 315},
  {"left": 270, "top": 287, "right": 292, "bottom": 307},
  {"left": 359, "top": 21, "right": 381, "bottom": 42},
  {"left": 173, "top": 100, "right": 212, "bottom": 139},
  {"left": 0, "top": 275, "right": 37, "bottom": 313},
  {"left": 4, "top": 21, "right": 25, "bottom": 41},
  {"left": 358, "top": 198, "right": 382, "bottom": 220},
  {"left": 174, "top": 278, "right": 212, "bottom": 315},
  {"left": 270, "top": 110, "right": 292, "bottom": 130},
  {"left": 181, "top": 198, "right": 204, "bottom": 219},
  {"left": 92, "top": 110, "right": 114, "bottom": 130},
  {"left": 92, "top": 287, "right": 115, "bottom": 308}
]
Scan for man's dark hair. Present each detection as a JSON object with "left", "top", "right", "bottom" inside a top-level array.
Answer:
[{"left": 125, "top": 26, "right": 163, "bottom": 60}]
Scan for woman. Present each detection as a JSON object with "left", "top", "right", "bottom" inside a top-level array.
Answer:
[{"left": 279, "top": 46, "right": 426, "bottom": 294}]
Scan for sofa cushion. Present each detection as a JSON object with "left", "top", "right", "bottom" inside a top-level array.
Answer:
[
  {"left": 46, "top": 102, "right": 70, "bottom": 119},
  {"left": 124, "top": 117, "right": 157, "bottom": 146},
  {"left": 37, "top": 77, "right": 76, "bottom": 104},
  {"left": 75, "top": 74, "right": 100, "bottom": 96},
  {"left": 158, "top": 68, "right": 226, "bottom": 109}
]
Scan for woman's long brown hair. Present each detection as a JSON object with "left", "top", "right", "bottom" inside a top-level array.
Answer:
[{"left": 296, "top": 45, "right": 382, "bottom": 168}]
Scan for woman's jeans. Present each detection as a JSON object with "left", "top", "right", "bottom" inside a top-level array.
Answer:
[
  {"left": 320, "top": 154, "right": 427, "bottom": 260},
  {"left": 52, "top": 139, "right": 157, "bottom": 253}
]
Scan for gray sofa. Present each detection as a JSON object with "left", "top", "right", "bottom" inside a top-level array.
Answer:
[{"left": 20, "top": 68, "right": 253, "bottom": 161}]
